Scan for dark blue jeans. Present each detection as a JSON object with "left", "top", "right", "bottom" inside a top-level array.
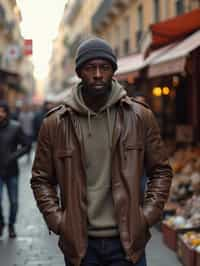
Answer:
[
  {"left": 65, "top": 236, "right": 146, "bottom": 266},
  {"left": 0, "top": 176, "right": 18, "bottom": 225}
]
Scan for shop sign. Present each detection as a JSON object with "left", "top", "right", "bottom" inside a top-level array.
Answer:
[
  {"left": 24, "top": 39, "right": 33, "bottom": 56},
  {"left": 148, "top": 57, "right": 186, "bottom": 77}
]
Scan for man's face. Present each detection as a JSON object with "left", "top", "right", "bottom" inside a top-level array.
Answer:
[
  {"left": 0, "top": 107, "right": 7, "bottom": 123},
  {"left": 79, "top": 59, "right": 114, "bottom": 97}
]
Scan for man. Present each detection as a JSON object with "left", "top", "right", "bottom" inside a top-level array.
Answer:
[
  {"left": 31, "top": 38, "right": 172, "bottom": 266},
  {"left": 0, "top": 100, "right": 30, "bottom": 238}
]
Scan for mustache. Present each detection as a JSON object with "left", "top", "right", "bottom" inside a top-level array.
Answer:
[{"left": 93, "top": 82, "right": 106, "bottom": 86}]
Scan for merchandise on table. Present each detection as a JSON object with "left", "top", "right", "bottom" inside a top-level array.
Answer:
[{"left": 178, "top": 231, "right": 200, "bottom": 266}]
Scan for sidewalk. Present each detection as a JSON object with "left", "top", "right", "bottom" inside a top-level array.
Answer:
[
  {"left": 0, "top": 153, "right": 182, "bottom": 266},
  {"left": 0, "top": 154, "right": 64, "bottom": 266},
  {"left": 147, "top": 227, "right": 181, "bottom": 266}
]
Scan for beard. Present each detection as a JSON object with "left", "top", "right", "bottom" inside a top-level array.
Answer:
[{"left": 82, "top": 80, "right": 112, "bottom": 98}]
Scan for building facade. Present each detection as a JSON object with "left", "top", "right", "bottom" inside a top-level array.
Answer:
[
  {"left": 0, "top": 0, "right": 35, "bottom": 109},
  {"left": 47, "top": 0, "right": 200, "bottom": 143},
  {"left": 48, "top": 0, "right": 200, "bottom": 92}
]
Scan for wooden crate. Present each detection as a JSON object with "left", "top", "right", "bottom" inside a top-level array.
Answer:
[
  {"left": 162, "top": 222, "right": 200, "bottom": 253},
  {"left": 162, "top": 222, "right": 178, "bottom": 251},
  {"left": 178, "top": 236, "right": 196, "bottom": 266},
  {"left": 196, "top": 252, "right": 200, "bottom": 266}
]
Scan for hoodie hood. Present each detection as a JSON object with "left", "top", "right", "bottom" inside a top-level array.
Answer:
[
  {"left": 63, "top": 79, "right": 126, "bottom": 115},
  {"left": 63, "top": 79, "right": 126, "bottom": 145}
]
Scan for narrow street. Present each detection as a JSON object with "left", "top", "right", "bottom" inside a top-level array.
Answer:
[
  {"left": 0, "top": 1, "right": 200, "bottom": 265},
  {"left": 0, "top": 151, "right": 181, "bottom": 266}
]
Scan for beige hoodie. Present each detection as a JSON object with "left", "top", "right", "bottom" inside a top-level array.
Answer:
[{"left": 64, "top": 79, "right": 126, "bottom": 237}]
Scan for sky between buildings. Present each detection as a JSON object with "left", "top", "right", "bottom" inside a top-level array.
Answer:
[{"left": 16, "top": 0, "right": 67, "bottom": 80}]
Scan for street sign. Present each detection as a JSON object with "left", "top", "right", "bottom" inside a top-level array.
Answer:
[{"left": 24, "top": 39, "right": 33, "bottom": 56}]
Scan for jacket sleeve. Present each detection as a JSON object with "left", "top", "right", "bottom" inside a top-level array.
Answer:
[
  {"left": 8, "top": 125, "right": 30, "bottom": 163},
  {"left": 30, "top": 118, "right": 62, "bottom": 235},
  {"left": 143, "top": 109, "right": 173, "bottom": 227}
]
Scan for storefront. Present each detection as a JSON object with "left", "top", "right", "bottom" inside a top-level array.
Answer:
[
  {"left": 145, "top": 27, "right": 200, "bottom": 143},
  {"left": 114, "top": 53, "right": 147, "bottom": 96}
]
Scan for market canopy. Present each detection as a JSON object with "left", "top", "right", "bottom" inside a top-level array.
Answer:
[
  {"left": 115, "top": 53, "right": 146, "bottom": 82},
  {"left": 150, "top": 9, "right": 200, "bottom": 49},
  {"left": 146, "top": 30, "right": 200, "bottom": 77}
]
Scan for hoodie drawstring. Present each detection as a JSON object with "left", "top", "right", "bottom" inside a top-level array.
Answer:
[
  {"left": 106, "top": 107, "right": 112, "bottom": 149},
  {"left": 87, "top": 111, "right": 92, "bottom": 137},
  {"left": 87, "top": 108, "right": 112, "bottom": 149}
]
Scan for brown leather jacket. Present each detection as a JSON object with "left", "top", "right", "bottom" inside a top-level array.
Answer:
[{"left": 31, "top": 97, "right": 172, "bottom": 266}]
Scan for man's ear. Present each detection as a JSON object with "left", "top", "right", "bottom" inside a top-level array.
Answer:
[{"left": 76, "top": 69, "right": 82, "bottom": 79}]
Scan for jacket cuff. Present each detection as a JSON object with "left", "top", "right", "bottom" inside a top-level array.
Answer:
[{"left": 45, "top": 210, "right": 62, "bottom": 235}]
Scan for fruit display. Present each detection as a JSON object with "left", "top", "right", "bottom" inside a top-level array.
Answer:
[
  {"left": 169, "top": 147, "right": 200, "bottom": 202},
  {"left": 163, "top": 215, "right": 197, "bottom": 230},
  {"left": 181, "top": 231, "right": 200, "bottom": 251},
  {"left": 162, "top": 146, "right": 200, "bottom": 265},
  {"left": 178, "top": 231, "right": 199, "bottom": 266}
]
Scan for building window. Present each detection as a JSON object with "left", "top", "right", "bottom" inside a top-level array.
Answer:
[
  {"left": 123, "top": 39, "right": 130, "bottom": 55},
  {"left": 114, "top": 47, "right": 119, "bottom": 57},
  {"left": 115, "top": 25, "right": 120, "bottom": 56},
  {"left": 136, "top": 5, "right": 143, "bottom": 48},
  {"left": 123, "top": 16, "right": 130, "bottom": 55},
  {"left": 163, "top": 0, "right": 169, "bottom": 19},
  {"left": 137, "top": 5, "right": 143, "bottom": 31},
  {"left": 175, "top": 0, "right": 185, "bottom": 15},
  {"left": 153, "top": 0, "right": 160, "bottom": 22},
  {"left": 0, "top": 4, "right": 5, "bottom": 25}
]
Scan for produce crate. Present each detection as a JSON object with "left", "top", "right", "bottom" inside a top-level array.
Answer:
[
  {"left": 161, "top": 222, "right": 178, "bottom": 251},
  {"left": 162, "top": 222, "right": 200, "bottom": 252},
  {"left": 195, "top": 252, "right": 200, "bottom": 266},
  {"left": 178, "top": 235, "right": 196, "bottom": 266}
]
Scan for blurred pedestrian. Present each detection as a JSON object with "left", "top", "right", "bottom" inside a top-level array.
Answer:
[
  {"left": 33, "top": 100, "right": 55, "bottom": 142},
  {"left": 18, "top": 103, "right": 34, "bottom": 161},
  {"left": 0, "top": 100, "right": 30, "bottom": 238},
  {"left": 31, "top": 38, "right": 172, "bottom": 266}
]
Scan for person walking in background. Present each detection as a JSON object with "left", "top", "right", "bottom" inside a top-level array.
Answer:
[
  {"left": 31, "top": 38, "right": 172, "bottom": 266},
  {"left": 33, "top": 100, "right": 55, "bottom": 142},
  {"left": 0, "top": 100, "right": 30, "bottom": 238},
  {"left": 18, "top": 103, "right": 34, "bottom": 161}
]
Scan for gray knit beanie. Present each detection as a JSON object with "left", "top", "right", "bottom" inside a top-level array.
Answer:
[{"left": 75, "top": 37, "right": 117, "bottom": 73}]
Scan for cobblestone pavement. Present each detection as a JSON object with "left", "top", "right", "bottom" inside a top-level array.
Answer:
[{"left": 0, "top": 152, "right": 182, "bottom": 266}]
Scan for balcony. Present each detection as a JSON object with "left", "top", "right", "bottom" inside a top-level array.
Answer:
[
  {"left": 68, "top": 33, "right": 84, "bottom": 57},
  {"left": 0, "top": 4, "right": 6, "bottom": 27},
  {"left": 65, "top": 0, "right": 82, "bottom": 25},
  {"left": 92, "top": 0, "right": 130, "bottom": 32},
  {"left": 135, "top": 30, "right": 143, "bottom": 51},
  {"left": 4, "top": 20, "right": 15, "bottom": 41}
]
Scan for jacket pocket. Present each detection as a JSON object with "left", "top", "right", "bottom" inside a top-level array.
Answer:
[
  {"left": 59, "top": 209, "right": 67, "bottom": 236},
  {"left": 125, "top": 143, "right": 144, "bottom": 150},
  {"left": 124, "top": 143, "right": 144, "bottom": 158},
  {"left": 56, "top": 149, "right": 73, "bottom": 158},
  {"left": 133, "top": 207, "right": 151, "bottom": 251},
  {"left": 46, "top": 210, "right": 63, "bottom": 235},
  {"left": 54, "top": 149, "right": 74, "bottom": 186},
  {"left": 58, "top": 209, "right": 79, "bottom": 258}
]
